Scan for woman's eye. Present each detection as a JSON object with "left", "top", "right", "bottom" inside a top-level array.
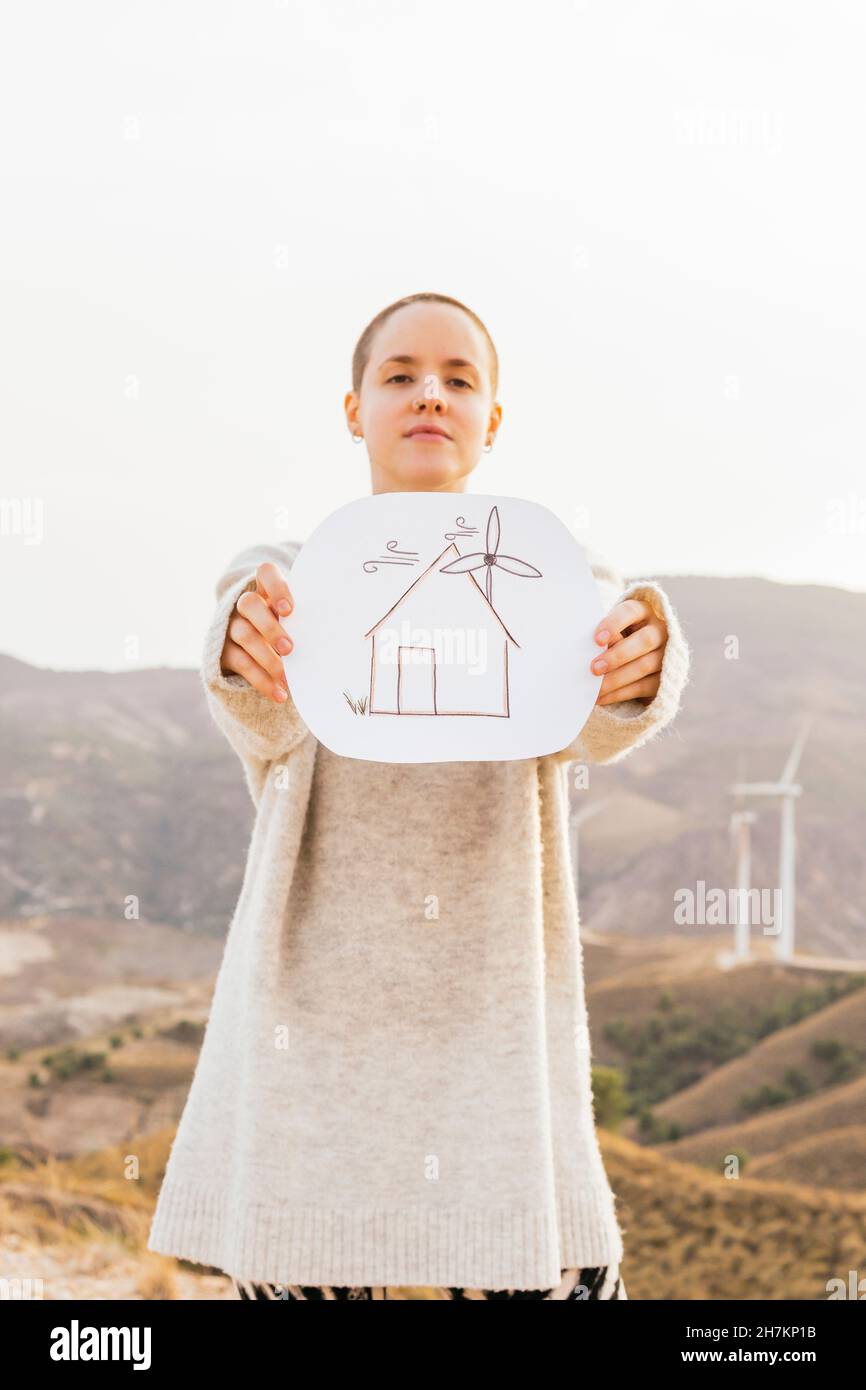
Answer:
[{"left": 386, "top": 374, "right": 471, "bottom": 389}]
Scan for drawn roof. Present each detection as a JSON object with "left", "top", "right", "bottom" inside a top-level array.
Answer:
[{"left": 363, "top": 542, "right": 520, "bottom": 647}]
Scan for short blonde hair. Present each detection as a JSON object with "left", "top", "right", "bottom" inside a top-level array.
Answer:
[{"left": 351, "top": 292, "right": 499, "bottom": 398}]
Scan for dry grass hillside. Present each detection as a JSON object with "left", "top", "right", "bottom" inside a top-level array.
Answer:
[
  {"left": 1, "top": 1124, "right": 864, "bottom": 1300},
  {"left": 2, "top": 924, "right": 864, "bottom": 1297},
  {"left": 0, "top": 1013, "right": 208, "bottom": 1159},
  {"left": 599, "top": 1130, "right": 866, "bottom": 1301},
  {"left": 588, "top": 939, "right": 852, "bottom": 1050},
  {"left": 743, "top": 1125, "right": 866, "bottom": 1191},
  {"left": 0, "top": 1130, "right": 234, "bottom": 1299},
  {"left": 643, "top": 986, "right": 866, "bottom": 1136},
  {"left": 653, "top": 1075, "right": 866, "bottom": 1185}
]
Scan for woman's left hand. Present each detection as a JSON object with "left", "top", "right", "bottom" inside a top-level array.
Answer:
[{"left": 590, "top": 598, "right": 668, "bottom": 707}]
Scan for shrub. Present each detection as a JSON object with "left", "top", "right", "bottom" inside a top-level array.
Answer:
[
  {"left": 42, "top": 1047, "right": 107, "bottom": 1081},
  {"left": 591, "top": 1065, "right": 628, "bottom": 1130}
]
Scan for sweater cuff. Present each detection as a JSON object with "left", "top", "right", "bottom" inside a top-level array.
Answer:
[
  {"left": 549, "top": 578, "right": 691, "bottom": 767},
  {"left": 201, "top": 569, "right": 310, "bottom": 766}
]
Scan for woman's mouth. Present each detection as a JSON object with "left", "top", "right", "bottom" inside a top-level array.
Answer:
[{"left": 405, "top": 429, "right": 452, "bottom": 442}]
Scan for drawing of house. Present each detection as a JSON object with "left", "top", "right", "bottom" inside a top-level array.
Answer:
[{"left": 363, "top": 543, "right": 520, "bottom": 717}]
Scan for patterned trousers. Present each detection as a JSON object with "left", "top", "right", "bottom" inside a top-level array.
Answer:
[{"left": 231, "top": 1265, "right": 627, "bottom": 1300}]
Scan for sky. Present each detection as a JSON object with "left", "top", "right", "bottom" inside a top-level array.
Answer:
[{"left": 2, "top": 0, "right": 865, "bottom": 674}]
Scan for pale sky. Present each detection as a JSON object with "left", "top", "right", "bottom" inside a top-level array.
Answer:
[{"left": 2, "top": 0, "right": 864, "bottom": 674}]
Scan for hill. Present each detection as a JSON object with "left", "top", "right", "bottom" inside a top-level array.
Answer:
[{"left": 2, "top": 574, "right": 866, "bottom": 954}]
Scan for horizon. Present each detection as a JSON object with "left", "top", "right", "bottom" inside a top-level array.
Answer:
[{"left": 1, "top": 567, "right": 861, "bottom": 678}]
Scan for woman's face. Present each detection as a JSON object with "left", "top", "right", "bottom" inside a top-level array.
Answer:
[{"left": 346, "top": 301, "right": 501, "bottom": 494}]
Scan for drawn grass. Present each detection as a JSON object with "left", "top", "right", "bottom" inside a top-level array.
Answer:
[{"left": 342, "top": 690, "right": 368, "bottom": 715}]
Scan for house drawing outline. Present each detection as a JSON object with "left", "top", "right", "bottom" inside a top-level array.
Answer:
[{"left": 363, "top": 542, "right": 522, "bottom": 718}]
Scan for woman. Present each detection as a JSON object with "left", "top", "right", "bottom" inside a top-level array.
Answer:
[{"left": 148, "top": 292, "right": 690, "bottom": 1299}]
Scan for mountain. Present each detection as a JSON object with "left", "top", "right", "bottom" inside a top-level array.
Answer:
[
  {"left": 1, "top": 574, "right": 864, "bottom": 956},
  {"left": 0, "top": 654, "right": 249, "bottom": 935},
  {"left": 576, "top": 575, "right": 866, "bottom": 960}
]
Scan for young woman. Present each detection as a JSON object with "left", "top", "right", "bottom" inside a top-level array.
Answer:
[{"left": 148, "top": 292, "right": 691, "bottom": 1301}]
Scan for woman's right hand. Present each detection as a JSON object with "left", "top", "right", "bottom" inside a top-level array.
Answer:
[{"left": 219, "top": 561, "right": 295, "bottom": 703}]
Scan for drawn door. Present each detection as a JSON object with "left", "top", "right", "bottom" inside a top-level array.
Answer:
[{"left": 397, "top": 646, "right": 437, "bottom": 714}]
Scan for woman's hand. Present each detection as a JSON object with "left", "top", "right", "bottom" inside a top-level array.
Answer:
[
  {"left": 590, "top": 597, "right": 668, "bottom": 707},
  {"left": 219, "top": 561, "right": 295, "bottom": 704}
]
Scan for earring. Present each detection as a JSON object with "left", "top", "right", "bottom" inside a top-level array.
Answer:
[
  {"left": 483, "top": 439, "right": 493, "bottom": 452},
  {"left": 352, "top": 433, "right": 364, "bottom": 443}
]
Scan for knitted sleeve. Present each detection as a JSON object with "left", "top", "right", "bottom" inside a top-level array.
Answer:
[
  {"left": 200, "top": 539, "right": 312, "bottom": 784},
  {"left": 545, "top": 556, "right": 691, "bottom": 767}
]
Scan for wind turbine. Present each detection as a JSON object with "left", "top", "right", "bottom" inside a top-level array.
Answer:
[
  {"left": 729, "top": 808, "right": 757, "bottom": 960},
  {"left": 439, "top": 504, "right": 542, "bottom": 605},
  {"left": 730, "top": 718, "right": 813, "bottom": 962}
]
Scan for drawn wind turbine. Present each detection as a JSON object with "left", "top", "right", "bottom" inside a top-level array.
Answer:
[{"left": 438, "top": 504, "right": 542, "bottom": 604}]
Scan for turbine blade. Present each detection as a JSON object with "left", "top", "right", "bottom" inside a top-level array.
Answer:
[
  {"left": 439, "top": 553, "right": 487, "bottom": 573},
  {"left": 781, "top": 716, "right": 813, "bottom": 784},
  {"left": 486, "top": 505, "right": 500, "bottom": 555},
  {"left": 493, "top": 554, "right": 542, "bottom": 577}
]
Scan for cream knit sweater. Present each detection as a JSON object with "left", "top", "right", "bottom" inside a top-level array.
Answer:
[{"left": 147, "top": 535, "right": 691, "bottom": 1289}]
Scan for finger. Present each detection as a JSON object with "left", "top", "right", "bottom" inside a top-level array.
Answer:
[
  {"left": 237, "top": 588, "right": 294, "bottom": 658},
  {"left": 222, "top": 636, "right": 288, "bottom": 702},
  {"left": 598, "top": 647, "right": 663, "bottom": 698},
  {"left": 591, "top": 620, "right": 666, "bottom": 678},
  {"left": 256, "top": 561, "right": 294, "bottom": 618},
  {"left": 227, "top": 609, "right": 289, "bottom": 691},
  {"left": 597, "top": 673, "right": 659, "bottom": 705},
  {"left": 594, "top": 598, "right": 653, "bottom": 645}
]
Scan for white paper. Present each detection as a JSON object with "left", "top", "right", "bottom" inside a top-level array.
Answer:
[{"left": 282, "top": 492, "right": 605, "bottom": 763}]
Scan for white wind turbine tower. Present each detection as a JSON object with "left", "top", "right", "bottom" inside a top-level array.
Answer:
[
  {"left": 729, "top": 807, "right": 757, "bottom": 961},
  {"left": 730, "top": 718, "right": 813, "bottom": 962}
]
